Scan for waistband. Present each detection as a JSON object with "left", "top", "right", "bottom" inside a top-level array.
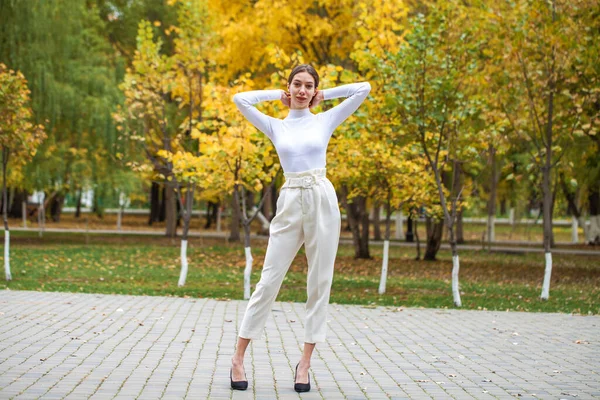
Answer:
[{"left": 282, "top": 168, "right": 327, "bottom": 189}]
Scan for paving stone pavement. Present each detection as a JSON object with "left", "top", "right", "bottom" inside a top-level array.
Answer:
[{"left": 0, "top": 290, "right": 598, "bottom": 400}]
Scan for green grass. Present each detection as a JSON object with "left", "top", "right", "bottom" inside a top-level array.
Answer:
[{"left": 2, "top": 231, "right": 599, "bottom": 314}]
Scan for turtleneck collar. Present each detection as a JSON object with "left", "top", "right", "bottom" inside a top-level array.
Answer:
[{"left": 286, "top": 108, "right": 312, "bottom": 120}]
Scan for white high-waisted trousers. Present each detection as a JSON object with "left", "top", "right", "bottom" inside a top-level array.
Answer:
[{"left": 238, "top": 168, "right": 341, "bottom": 343}]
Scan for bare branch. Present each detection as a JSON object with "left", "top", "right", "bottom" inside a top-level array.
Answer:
[{"left": 516, "top": 52, "right": 545, "bottom": 140}]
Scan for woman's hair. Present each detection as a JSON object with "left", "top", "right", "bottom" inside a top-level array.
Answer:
[{"left": 287, "top": 64, "right": 319, "bottom": 88}]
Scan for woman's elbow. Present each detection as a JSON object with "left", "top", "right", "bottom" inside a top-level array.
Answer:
[
  {"left": 232, "top": 93, "right": 243, "bottom": 106},
  {"left": 361, "top": 81, "right": 372, "bottom": 94}
]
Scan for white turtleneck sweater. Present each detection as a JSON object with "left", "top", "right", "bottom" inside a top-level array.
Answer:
[{"left": 233, "top": 82, "right": 371, "bottom": 173}]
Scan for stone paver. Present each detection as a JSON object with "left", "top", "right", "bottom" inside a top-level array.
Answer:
[{"left": 0, "top": 290, "right": 598, "bottom": 399}]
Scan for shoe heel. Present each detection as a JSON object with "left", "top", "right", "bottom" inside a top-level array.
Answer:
[
  {"left": 294, "top": 363, "right": 311, "bottom": 393},
  {"left": 230, "top": 368, "right": 248, "bottom": 391}
]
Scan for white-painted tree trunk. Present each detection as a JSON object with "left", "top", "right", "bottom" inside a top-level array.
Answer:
[
  {"left": 571, "top": 217, "right": 578, "bottom": 243},
  {"left": 452, "top": 255, "right": 461, "bottom": 307},
  {"left": 378, "top": 240, "right": 390, "bottom": 294},
  {"left": 178, "top": 239, "right": 188, "bottom": 287},
  {"left": 244, "top": 247, "right": 253, "bottom": 300},
  {"left": 22, "top": 201, "right": 27, "bottom": 228},
  {"left": 540, "top": 252, "right": 552, "bottom": 300},
  {"left": 395, "top": 211, "right": 404, "bottom": 240},
  {"left": 509, "top": 208, "right": 515, "bottom": 226},
  {"left": 589, "top": 215, "right": 600, "bottom": 244},
  {"left": 4, "top": 230, "right": 11, "bottom": 281}
]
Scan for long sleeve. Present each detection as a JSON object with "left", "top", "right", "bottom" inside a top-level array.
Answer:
[
  {"left": 320, "top": 82, "right": 371, "bottom": 132},
  {"left": 233, "top": 90, "right": 282, "bottom": 140}
]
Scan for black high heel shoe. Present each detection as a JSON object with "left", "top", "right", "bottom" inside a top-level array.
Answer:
[
  {"left": 230, "top": 367, "right": 248, "bottom": 391},
  {"left": 294, "top": 363, "right": 311, "bottom": 393}
]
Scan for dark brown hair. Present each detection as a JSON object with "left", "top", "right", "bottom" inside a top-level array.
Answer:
[{"left": 287, "top": 64, "right": 319, "bottom": 88}]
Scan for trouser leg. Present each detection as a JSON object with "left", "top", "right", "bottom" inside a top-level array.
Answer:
[
  {"left": 238, "top": 188, "right": 304, "bottom": 340},
  {"left": 303, "top": 179, "right": 341, "bottom": 343}
]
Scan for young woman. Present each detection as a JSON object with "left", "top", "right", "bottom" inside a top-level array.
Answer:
[{"left": 230, "top": 64, "right": 370, "bottom": 392}]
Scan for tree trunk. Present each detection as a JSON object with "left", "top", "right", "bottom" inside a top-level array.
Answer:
[
  {"left": 2, "top": 147, "right": 12, "bottom": 281},
  {"left": 414, "top": 215, "right": 421, "bottom": 260},
  {"left": 262, "top": 185, "right": 273, "bottom": 221},
  {"left": 75, "top": 189, "right": 82, "bottom": 219},
  {"left": 204, "top": 201, "right": 216, "bottom": 229},
  {"left": 540, "top": 25, "right": 556, "bottom": 299},
  {"left": 373, "top": 203, "right": 382, "bottom": 241},
  {"left": 378, "top": 198, "right": 392, "bottom": 295},
  {"left": 229, "top": 193, "right": 241, "bottom": 242},
  {"left": 50, "top": 193, "right": 64, "bottom": 222},
  {"left": 8, "top": 189, "right": 26, "bottom": 218},
  {"left": 424, "top": 216, "right": 444, "bottom": 260},
  {"left": 148, "top": 182, "right": 160, "bottom": 226},
  {"left": 406, "top": 212, "right": 414, "bottom": 242},
  {"left": 38, "top": 192, "right": 45, "bottom": 238},
  {"left": 165, "top": 184, "right": 177, "bottom": 237},
  {"left": 449, "top": 230, "right": 461, "bottom": 307},
  {"left": 92, "top": 190, "right": 104, "bottom": 219},
  {"left": 159, "top": 185, "right": 167, "bottom": 223},
  {"left": 500, "top": 198, "right": 507, "bottom": 216},
  {"left": 550, "top": 173, "right": 558, "bottom": 247},
  {"left": 588, "top": 185, "right": 600, "bottom": 245},
  {"left": 487, "top": 145, "right": 498, "bottom": 249},
  {"left": 177, "top": 185, "right": 194, "bottom": 287},
  {"left": 453, "top": 161, "right": 465, "bottom": 245},
  {"left": 359, "top": 197, "right": 370, "bottom": 258},
  {"left": 456, "top": 209, "right": 464, "bottom": 244},
  {"left": 340, "top": 188, "right": 371, "bottom": 259}
]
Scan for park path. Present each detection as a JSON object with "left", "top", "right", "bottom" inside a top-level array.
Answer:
[{"left": 0, "top": 290, "right": 598, "bottom": 399}]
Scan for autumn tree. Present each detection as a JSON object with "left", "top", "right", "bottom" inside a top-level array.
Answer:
[
  {"left": 1, "top": 0, "right": 127, "bottom": 223},
  {"left": 117, "top": 0, "right": 216, "bottom": 286},
  {"left": 0, "top": 64, "right": 46, "bottom": 280},
  {"left": 380, "top": 4, "right": 485, "bottom": 306},
  {"left": 200, "top": 79, "right": 280, "bottom": 298},
  {"left": 491, "top": 0, "right": 597, "bottom": 298}
]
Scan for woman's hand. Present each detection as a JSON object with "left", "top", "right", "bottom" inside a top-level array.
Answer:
[
  {"left": 281, "top": 90, "right": 291, "bottom": 108},
  {"left": 309, "top": 89, "right": 324, "bottom": 109}
]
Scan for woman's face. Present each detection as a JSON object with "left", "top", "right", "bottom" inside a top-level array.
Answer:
[{"left": 288, "top": 71, "right": 316, "bottom": 110}]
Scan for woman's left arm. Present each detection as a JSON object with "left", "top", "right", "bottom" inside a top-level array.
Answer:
[{"left": 320, "top": 82, "right": 371, "bottom": 131}]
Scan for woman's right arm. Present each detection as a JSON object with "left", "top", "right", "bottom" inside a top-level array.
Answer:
[{"left": 232, "top": 90, "right": 283, "bottom": 140}]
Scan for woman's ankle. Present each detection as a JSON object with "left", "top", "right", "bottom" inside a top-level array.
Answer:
[{"left": 232, "top": 356, "right": 244, "bottom": 367}]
